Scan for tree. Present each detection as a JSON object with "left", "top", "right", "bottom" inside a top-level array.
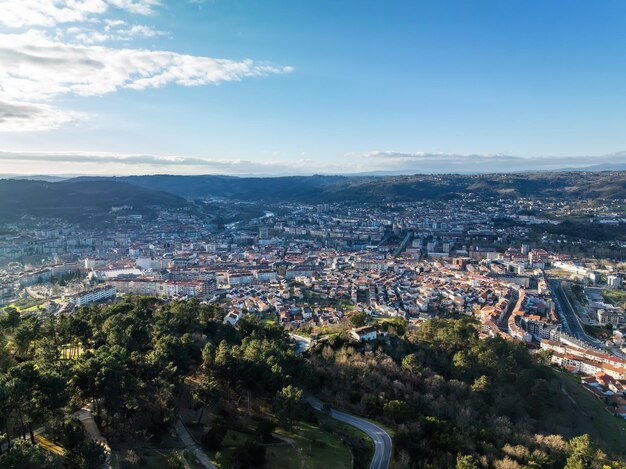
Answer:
[
  {"left": 0, "top": 378, "right": 11, "bottom": 453},
  {"left": 61, "top": 420, "right": 106, "bottom": 469},
  {"left": 201, "top": 418, "right": 228, "bottom": 451},
  {"left": 192, "top": 378, "right": 218, "bottom": 424},
  {"left": 1, "top": 308, "right": 20, "bottom": 333},
  {"left": 5, "top": 362, "right": 67, "bottom": 444},
  {"left": 255, "top": 418, "right": 276, "bottom": 443},
  {"left": 71, "top": 346, "right": 135, "bottom": 426},
  {"left": 456, "top": 454, "right": 480, "bottom": 469},
  {"left": 276, "top": 385, "right": 303, "bottom": 432},
  {"left": 471, "top": 375, "right": 491, "bottom": 394},
  {"left": 0, "top": 438, "right": 60, "bottom": 469},
  {"left": 401, "top": 354, "right": 421, "bottom": 374},
  {"left": 383, "top": 400, "right": 411, "bottom": 424},
  {"left": 12, "top": 318, "right": 40, "bottom": 358},
  {"left": 565, "top": 434, "right": 599, "bottom": 469},
  {"left": 349, "top": 312, "right": 368, "bottom": 328}
]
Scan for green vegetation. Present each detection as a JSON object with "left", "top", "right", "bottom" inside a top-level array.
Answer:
[
  {"left": 1, "top": 299, "right": 624, "bottom": 468},
  {"left": 1, "top": 298, "right": 46, "bottom": 314},
  {"left": 571, "top": 284, "right": 588, "bottom": 305},
  {"left": 309, "top": 317, "right": 626, "bottom": 467},
  {"left": 555, "top": 372, "right": 626, "bottom": 454},
  {"left": 209, "top": 419, "right": 354, "bottom": 469},
  {"left": 0, "top": 179, "right": 189, "bottom": 222},
  {"left": 93, "top": 171, "right": 626, "bottom": 203},
  {"left": 11, "top": 172, "right": 626, "bottom": 219},
  {"left": 603, "top": 289, "right": 626, "bottom": 308}
]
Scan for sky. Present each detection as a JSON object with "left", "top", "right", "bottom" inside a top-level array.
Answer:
[{"left": 2, "top": 0, "right": 626, "bottom": 176}]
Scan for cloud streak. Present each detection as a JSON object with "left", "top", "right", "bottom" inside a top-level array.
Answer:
[
  {"left": 0, "top": 0, "right": 160, "bottom": 28},
  {"left": 0, "top": 100, "right": 82, "bottom": 131},
  {"left": 356, "top": 150, "right": 626, "bottom": 173},
  {"left": 0, "top": 151, "right": 334, "bottom": 176},
  {"left": 0, "top": 30, "right": 293, "bottom": 131},
  {"left": 3, "top": 149, "right": 626, "bottom": 177}
]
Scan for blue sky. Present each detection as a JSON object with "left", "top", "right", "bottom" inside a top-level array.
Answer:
[{"left": 1, "top": 0, "right": 626, "bottom": 175}]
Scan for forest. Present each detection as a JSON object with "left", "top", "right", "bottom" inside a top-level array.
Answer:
[{"left": 0, "top": 298, "right": 624, "bottom": 468}]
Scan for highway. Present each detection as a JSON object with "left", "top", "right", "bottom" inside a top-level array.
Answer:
[
  {"left": 549, "top": 279, "right": 592, "bottom": 343},
  {"left": 306, "top": 396, "right": 393, "bottom": 469}
]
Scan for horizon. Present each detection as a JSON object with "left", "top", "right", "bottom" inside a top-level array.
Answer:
[{"left": 2, "top": 1, "right": 626, "bottom": 175}]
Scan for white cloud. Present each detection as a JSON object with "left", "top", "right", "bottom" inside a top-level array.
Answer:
[
  {"left": 3, "top": 149, "right": 625, "bottom": 176},
  {"left": 0, "top": 30, "right": 292, "bottom": 130},
  {"left": 0, "top": 0, "right": 293, "bottom": 132},
  {"left": 0, "top": 150, "right": 347, "bottom": 176},
  {"left": 63, "top": 22, "right": 167, "bottom": 44},
  {"left": 353, "top": 150, "right": 626, "bottom": 173},
  {"left": 0, "top": 0, "right": 159, "bottom": 28},
  {"left": 0, "top": 100, "right": 82, "bottom": 131}
]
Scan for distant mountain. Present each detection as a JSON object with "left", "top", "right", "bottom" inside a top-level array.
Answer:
[
  {"left": 0, "top": 179, "right": 189, "bottom": 221},
  {"left": 567, "top": 162, "right": 626, "bottom": 172},
  {"left": 67, "top": 171, "right": 626, "bottom": 203},
  {"left": 67, "top": 174, "right": 351, "bottom": 200},
  {"left": 3, "top": 171, "right": 625, "bottom": 224},
  {"left": 0, "top": 174, "right": 69, "bottom": 182}
]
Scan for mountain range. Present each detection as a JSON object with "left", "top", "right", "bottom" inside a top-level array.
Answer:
[{"left": 2, "top": 170, "right": 626, "bottom": 221}]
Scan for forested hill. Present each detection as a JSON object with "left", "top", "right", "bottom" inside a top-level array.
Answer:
[
  {"left": 68, "top": 171, "right": 626, "bottom": 203},
  {"left": 3, "top": 171, "right": 625, "bottom": 220},
  {"left": 0, "top": 298, "right": 624, "bottom": 468},
  {"left": 0, "top": 179, "right": 189, "bottom": 221}
]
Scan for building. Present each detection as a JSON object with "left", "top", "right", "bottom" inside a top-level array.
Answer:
[
  {"left": 350, "top": 326, "right": 378, "bottom": 342},
  {"left": 607, "top": 275, "right": 623, "bottom": 289},
  {"left": 71, "top": 286, "right": 116, "bottom": 307},
  {"left": 598, "top": 309, "right": 625, "bottom": 327}
]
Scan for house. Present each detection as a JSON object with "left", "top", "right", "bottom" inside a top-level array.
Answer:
[
  {"left": 224, "top": 309, "right": 244, "bottom": 326},
  {"left": 350, "top": 326, "right": 378, "bottom": 342}
]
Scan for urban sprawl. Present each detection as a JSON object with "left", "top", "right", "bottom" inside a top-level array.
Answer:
[{"left": 2, "top": 199, "right": 626, "bottom": 420}]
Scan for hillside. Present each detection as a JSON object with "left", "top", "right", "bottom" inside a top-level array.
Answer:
[
  {"left": 0, "top": 179, "right": 189, "bottom": 221},
  {"left": 68, "top": 171, "right": 626, "bottom": 203}
]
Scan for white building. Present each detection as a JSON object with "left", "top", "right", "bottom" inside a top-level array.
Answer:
[
  {"left": 350, "top": 326, "right": 378, "bottom": 342},
  {"left": 607, "top": 275, "right": 623, "bottom": 289},
  {"left": 71, "top": 286, "right": 116, "bottom": 307}
]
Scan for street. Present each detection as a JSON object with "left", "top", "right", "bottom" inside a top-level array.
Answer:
[
  {"left": 305, "top": 396, "right": 393, "bottom": 469},
  {"left": 549, "top": 279, "right": 592, "bottom": 343}
]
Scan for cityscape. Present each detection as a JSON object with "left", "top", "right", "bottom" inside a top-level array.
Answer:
[
  {"left": 1, "top": 176, "right": 626, "bottom": 468},
  {"left": 2, "top": 1, "right": 626, "bottom": 469}
]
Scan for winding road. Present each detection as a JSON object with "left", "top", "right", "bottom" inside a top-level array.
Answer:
[
  {"left": 306, "top": 396, "right": 393, "bottom": 469},
  {"left": 291, "top": 334, "right": 393, "bottom": 469}
]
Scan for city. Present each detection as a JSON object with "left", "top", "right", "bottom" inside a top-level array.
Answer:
[
  {"left": 2, "top": 0, "right": 626, "bottom": 468},
  {"left": 1, "top": 177, "right": 626, "bottom": 467}
]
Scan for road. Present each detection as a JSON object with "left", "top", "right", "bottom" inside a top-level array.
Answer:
[
  {"left": 290, "top": 333, "right": 312, "bottom": 354},
  {"left": 174, "top": 419, "right": 216, "bottom": 469},
  {"left": 306, "top": 396, "right": 393, "bottom": 469},
  {"left": 74, "top": 406, "right": 111, "bottom": 468},
  {"left": 549, "top": 279, "right": 592, "bottom": 343},
  {"left": 498, "top": 288, "right": 519, "bottom": 332},
  {"left": 0, "top": 426, "right": 45, "bottom": 453},
  {"left": 292, "top": 336, "right": 392, "bottom": 468}
]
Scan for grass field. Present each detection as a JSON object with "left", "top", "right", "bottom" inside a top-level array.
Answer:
[
  {"left": 274, "top": 420, "right": 352, "bottom": 469},
  {"left": 1, "top": 303, "right": 46, "bottom": 313},
  {"left": 550, "top": 371, "right": 626, "bottom": 456},
  {"left": 205, "top": 420, "right": 353, "bottom": 469},
  {"left": 260, "top": 313, "right": 278, "bottom": 325}
]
